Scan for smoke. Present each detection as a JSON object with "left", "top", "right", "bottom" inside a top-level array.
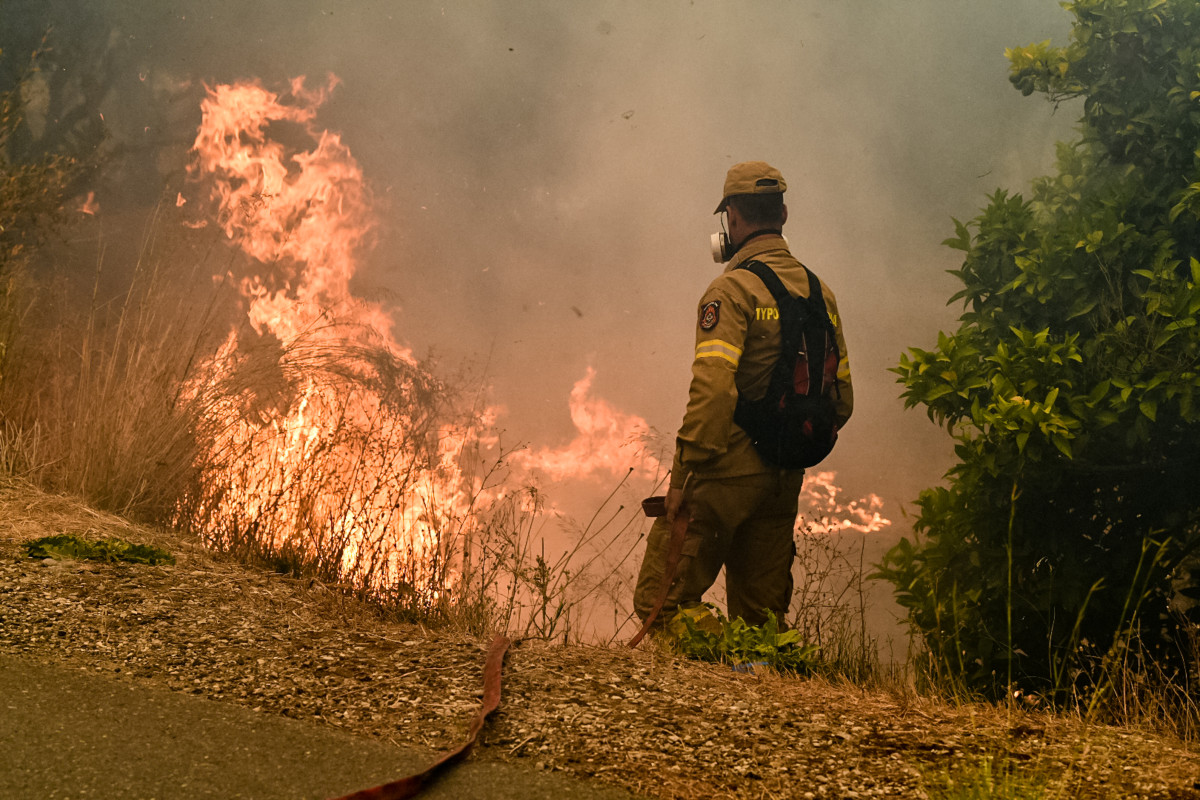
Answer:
[{"left": 3, "top": 0, "right": 1076, "bottom": 542}]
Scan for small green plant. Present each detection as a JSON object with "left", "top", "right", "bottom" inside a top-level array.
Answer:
[
  {"left": 22, "top": 533, "right": 175, "bottom": 565},
  {"left": 669, "top": 605, "right": 819, "bottom": 673}
]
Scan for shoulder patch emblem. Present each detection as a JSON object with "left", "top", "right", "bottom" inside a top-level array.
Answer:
[{"left": 699, "top": 300, "right": 721, "bottom": 331}]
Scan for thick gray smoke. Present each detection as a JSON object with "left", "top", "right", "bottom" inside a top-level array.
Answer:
[{"left": 4, "top": 0, "right": 1076, "bottom": 553}]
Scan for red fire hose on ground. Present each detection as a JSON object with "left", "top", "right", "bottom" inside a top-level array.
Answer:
[{"left": 328, "top": 634, "right": 511, "bottom": 800}]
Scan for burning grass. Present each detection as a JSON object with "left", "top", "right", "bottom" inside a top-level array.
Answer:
[{"left": 180, "top": 318, "right": 482, "bottom": 607}]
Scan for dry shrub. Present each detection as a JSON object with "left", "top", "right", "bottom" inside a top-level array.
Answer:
[
  {"left": 180, "top": 321, "right": 486, "bottom": 611},
  {"left": 448, "top": 475, "right": 652, "bottom": 642}
]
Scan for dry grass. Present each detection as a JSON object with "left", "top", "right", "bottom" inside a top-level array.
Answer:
[
  {"left": 790, "top": 521, "right": 880, "bottom": 683},
  {"left": 0, "top": 217, "right": 231, "bottom": 519}
]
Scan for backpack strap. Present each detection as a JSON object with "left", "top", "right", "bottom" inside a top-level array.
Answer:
[
  {"left": 804, "top": 268, "right": 828, "bottom": 318},
  {"left": 737, "top": 259, "right": 829, "bottom": 316},
  {"left": 738, "top": 259, "right": 790, "bottom": 309}
]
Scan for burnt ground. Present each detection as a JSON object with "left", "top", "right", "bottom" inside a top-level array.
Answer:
[{"left": 2, "top": 478, "right": 1199, "bottom": 800}]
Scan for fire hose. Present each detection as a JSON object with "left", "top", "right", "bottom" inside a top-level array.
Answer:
[
  {"left": 627, "top": 496, "right": 691, "bottom": 648},
  {"left": 328, "top": 634, "right": 511, "bottom": 800}
]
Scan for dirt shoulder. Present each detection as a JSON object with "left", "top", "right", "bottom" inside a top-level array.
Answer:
[{"left": 2, "top": 480, "right": 1198, "bottom": 800}]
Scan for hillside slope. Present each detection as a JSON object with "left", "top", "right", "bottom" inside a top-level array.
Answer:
[{"left": 1, "top": 479, "right": 1197, "bottom": 799}]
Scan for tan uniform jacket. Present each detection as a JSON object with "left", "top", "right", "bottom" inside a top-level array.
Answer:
[{"left": 669, "top": 235, "right": 853, "bottom": 489}]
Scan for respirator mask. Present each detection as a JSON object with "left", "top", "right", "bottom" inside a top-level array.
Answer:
[
  {"left": 710, "top": 213, "right": 733, "bottom": 263},
  {"left": 710, "top": 211, "right": 787, "bottom": 263}
]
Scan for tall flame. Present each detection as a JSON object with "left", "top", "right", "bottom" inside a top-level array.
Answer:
[
  {"left": 190, "top": 75, "right": 396, "bottom": 347},
  {"left": 184, "top": 76, "right": 476, "bottom": 600}
]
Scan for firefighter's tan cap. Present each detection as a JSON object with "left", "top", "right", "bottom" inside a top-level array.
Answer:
[{"left": 714, "top": 161, "right": 787, "bottom": 214}]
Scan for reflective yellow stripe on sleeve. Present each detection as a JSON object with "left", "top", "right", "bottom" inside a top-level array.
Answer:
[{"left": 695, "top": 339, "right": 743, "bottom": 367}]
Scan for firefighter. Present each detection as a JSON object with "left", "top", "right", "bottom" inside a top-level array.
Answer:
[{"left": 633, "top": 160, "right": 854, "bottom": 629}]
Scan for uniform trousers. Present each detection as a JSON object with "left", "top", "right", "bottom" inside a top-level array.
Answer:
[{"left": 633, "top": 470, "right": 805, "bottom": 628}]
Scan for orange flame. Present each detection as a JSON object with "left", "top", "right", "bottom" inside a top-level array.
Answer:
[
  {"left": 190, "top": 75, "right": 397, "bottom": 347},
  {"left": 510, "top": 367, "right": 661, "bottom": 483},
  {"left": 798, "top": 470, "right": 891, "bottom": 535}
]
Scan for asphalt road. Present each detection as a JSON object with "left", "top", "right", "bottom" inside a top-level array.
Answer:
[{"left": 0, "top": 654, "right": 643, "bottom": 800}]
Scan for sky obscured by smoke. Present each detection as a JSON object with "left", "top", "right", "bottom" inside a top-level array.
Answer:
[{"left": 4, "top": 0, "right": 1079, "bottom": 525}]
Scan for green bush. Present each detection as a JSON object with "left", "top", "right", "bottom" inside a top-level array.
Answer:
[{"left": 880, "top": 0, "right": 1200, "bottom": 703}]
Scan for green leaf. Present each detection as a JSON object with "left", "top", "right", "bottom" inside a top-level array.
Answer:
[
  {"left": 943, "top": 217, "right": 972, "bottom": 251},
  {"left": 1051, "top": 434, "right": 1072, "bottom": 458},
  {"left": 924, "top": 385, "right": 954, "bottom": 402}
]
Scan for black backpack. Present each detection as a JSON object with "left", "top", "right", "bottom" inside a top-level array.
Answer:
[{"left": 733, "top": 260, "right": 841, "bottom": 469}]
